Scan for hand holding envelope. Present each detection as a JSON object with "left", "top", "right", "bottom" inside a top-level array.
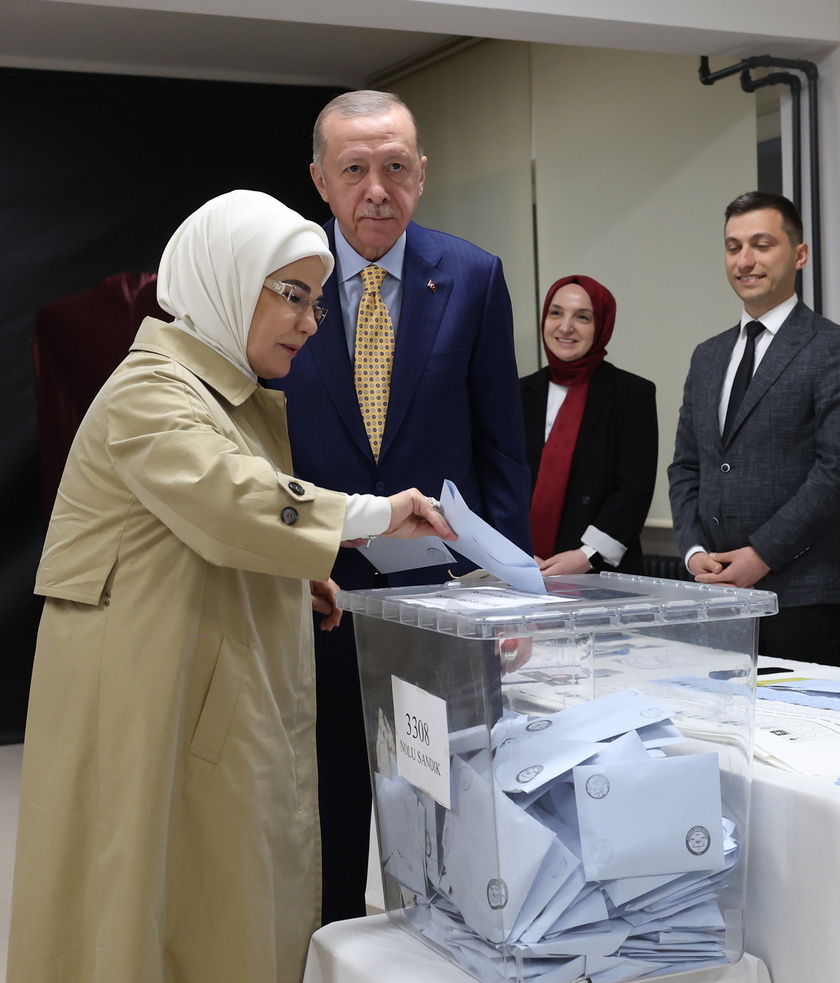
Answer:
[
  {"left": 438, "top": 480, "right": 547, "bottom": 594},
  {"left": 358, "top": 478, "right": 547, "bottom": 590}
]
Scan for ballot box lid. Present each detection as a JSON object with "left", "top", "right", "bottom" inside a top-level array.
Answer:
[{"left": 336, "top": 572, "right": 778, "bottom": 640}]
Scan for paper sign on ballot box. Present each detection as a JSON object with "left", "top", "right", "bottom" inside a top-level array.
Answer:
[{"left": 392, "top": 676, "right": 451, "bottom": 809}]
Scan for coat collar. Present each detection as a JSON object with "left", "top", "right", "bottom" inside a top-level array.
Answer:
[{"left": 130, "top": 318, "right": 258, "bottom": 407}]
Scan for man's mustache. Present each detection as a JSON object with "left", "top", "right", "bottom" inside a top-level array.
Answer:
[{"left": 358, "top": 205, "right": 396, "bottom": 219}]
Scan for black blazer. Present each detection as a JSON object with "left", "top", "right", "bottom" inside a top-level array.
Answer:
[{"left": 520, "top": 361, "right": 657, "bottom": 573}]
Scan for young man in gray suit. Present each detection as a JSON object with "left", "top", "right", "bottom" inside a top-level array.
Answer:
[{"left": 669, "top": 191, "right": 840, "bottom": 663}]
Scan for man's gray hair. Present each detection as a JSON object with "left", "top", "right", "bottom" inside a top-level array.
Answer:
[{"left": 312, "top": 90, "right": 424, "bottom": 167}]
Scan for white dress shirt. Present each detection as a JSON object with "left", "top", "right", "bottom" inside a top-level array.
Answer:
[
  {"left": 333, "top": 224, "right": 406, "bottom": 356},
  {"left": 716, "top": 294, "right": 797, "bottom": 434}
]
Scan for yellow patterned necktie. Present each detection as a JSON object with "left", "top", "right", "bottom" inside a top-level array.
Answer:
[{"left": 354, "top": 265, "right": 395, "bottom": 460}]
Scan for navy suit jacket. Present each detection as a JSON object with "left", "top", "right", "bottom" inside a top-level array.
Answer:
[
  {"left": 521, "top": 362, "right": 657, "bottom": 574},
  {"left": 267, "top": 218, "right": 532, "bottom": 587},
  {"left": 669, "top": 301, "right": 840, "bottom": 606}
]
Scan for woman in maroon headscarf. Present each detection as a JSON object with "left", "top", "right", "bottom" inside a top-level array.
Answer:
[{"left": 520, "top": 275, "right": 658, "bottom": 576}]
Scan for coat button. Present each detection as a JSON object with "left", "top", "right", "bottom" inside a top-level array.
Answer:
[
  {"left": 288, "top": 481, "right": 305, "bottom": 496},
  {"left": 581, "top": 496, "right": 591, "bottom": 505},
  {"left": 375, "top": 481, "right": 385, "bottom": 492},
  {"left": 720, "top": 463, "right": 731, "bottom": 473},
  {"left": 712, "top": 516, "right": 720, "bottom": 525},
  {"left": 281, "top": 507, "right": 299, "bottom": 525}
]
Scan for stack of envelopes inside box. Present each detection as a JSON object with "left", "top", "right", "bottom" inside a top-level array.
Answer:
[{"left": 375, "top": 688, "right": 738, "bottom": 983}]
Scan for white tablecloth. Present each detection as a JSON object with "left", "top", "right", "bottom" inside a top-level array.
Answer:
[
  {"left": 743, "top": 656, "right": 840, "bottom": 983},
  {"left": 745, "top": 761, "right": 839, "bottom": 983},
  {"left": 303, "top": 914, "right": 771, "bottom": 983}
]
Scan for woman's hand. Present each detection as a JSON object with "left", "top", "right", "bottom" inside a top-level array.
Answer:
[
  {"left": 384, "top": 489, "right": 457, "bottom": 541},
  {"left": 536, "top": 549, "right": 592, "bottom": 577},
  {"left": 310, "top": 578, "right": 342, "bottom": 631},
  {"left": 498, "top": 637, "right": 534, "bottom": 674}
]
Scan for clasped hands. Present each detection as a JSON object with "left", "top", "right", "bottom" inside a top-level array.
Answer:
[
  {"left": 314, "top": 488, "right": 458, "bottom": 631},
  {"left": 688, "top": 545, "right": 770, "bottom": 588}
]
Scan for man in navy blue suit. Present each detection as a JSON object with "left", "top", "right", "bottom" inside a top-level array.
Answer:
[{"left": 267, "top": 90, "right": 531, "bottom": 922}]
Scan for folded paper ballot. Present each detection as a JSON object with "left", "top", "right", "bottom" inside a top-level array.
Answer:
[
  {"left": 357, "top": 534, "right": 456, "bottom": 573},
  {"left": 373, "top": 688, "right": 737, "bottom": 983},
  {"left": 438, "top": 479, "right": 547, "bottom": 594}
]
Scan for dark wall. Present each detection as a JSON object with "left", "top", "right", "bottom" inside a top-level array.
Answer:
[{"left": 0, "top": 67, "right": 342, "bottom": 742}]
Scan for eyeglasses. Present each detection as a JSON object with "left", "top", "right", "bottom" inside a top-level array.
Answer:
[{"left": 263, "top": 278, "right": 328, "bottom": 325}]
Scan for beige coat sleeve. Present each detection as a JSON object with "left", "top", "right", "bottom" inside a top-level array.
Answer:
[{"left": 104, "top": 356, "right": 346, "bottom": 580}]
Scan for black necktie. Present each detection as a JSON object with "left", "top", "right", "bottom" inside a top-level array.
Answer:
[{"left": 723, "top": 320, "right": 765, "bottom": 441}]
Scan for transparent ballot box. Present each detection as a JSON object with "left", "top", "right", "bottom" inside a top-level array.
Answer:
[{"left": 339, "top": 573, "right": 777, "bottom": 983}]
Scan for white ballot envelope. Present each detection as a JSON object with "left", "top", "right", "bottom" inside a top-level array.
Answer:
[
  {"left": 357, "top": 534, "right": 456, "bottom": 574},
  {"left": 573, "top": 753, "right": 725, "bottom": 881},
  {"left": 516, "top": 918, "right": 632, "bottom": 958},
  {"left": 444, "top": 756, "right": 556, "bottom": 943},
  {"left": 439, "top": 479, "right": 547, "bottom": 594},
  {"left": 374, "top": 771, "right": 428, "bottom": 897},
  {"left": 506, "top": 837, "right": 583, "bottom": 942},
  {"left": 499, "top": 688, "right": 677, "bottom": 746},
  {"left": 493, "top": 732, "right": 603, "bottom": 794}
]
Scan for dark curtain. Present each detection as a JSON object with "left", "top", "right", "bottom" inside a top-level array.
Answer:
[{"left": 0, "top": 66, "right": 342, "bottom": 742}]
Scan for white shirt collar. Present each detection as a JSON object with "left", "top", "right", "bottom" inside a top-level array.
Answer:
[
  {"left": 739, "top": 294, "right": 798, "bottom": 335},
  {"left": 333, "top": 223, "right": 406, "bottom": 284}
]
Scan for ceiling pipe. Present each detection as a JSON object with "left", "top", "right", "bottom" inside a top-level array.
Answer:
[{"left": 699, "top": 55, "right": 821, "bottom": 313}]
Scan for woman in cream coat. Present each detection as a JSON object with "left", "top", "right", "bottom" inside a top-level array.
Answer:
[{"left": 7, "top": 190, "right": 453, "bottom": 983}]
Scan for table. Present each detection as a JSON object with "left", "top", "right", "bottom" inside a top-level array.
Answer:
[
  {"left": 342, "top": 657, "right": 840, "bottom": 983},
  {"left": 743, "top": 656, "right": 840, "bottom": 983},
  {"left": 745, "top": 760, "right": 839, "bottom": 982}
]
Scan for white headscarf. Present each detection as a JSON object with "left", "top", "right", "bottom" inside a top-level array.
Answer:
[{"left": 156, "top": 189, "right": 334, "bottom": 380}]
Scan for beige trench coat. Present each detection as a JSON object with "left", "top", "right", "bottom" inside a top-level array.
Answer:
[{"left": 7, "top": 318, "right": 346, "bottom": 983}]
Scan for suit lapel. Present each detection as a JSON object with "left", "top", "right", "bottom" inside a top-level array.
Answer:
[
  {"left": 725, "top": 303, "right": 814, "bottom": 446},
  {"left": 699, "top": 327, "right": 739, "bottom": 451},
  {"left": 380, "top": 223, "right": 451, "bottom": 459},
  {"left": 573, "top": 364, "right": 613, "bottom": 461},
  {"left": 306, "top": 220, "right": 372, "bottom": 458}
]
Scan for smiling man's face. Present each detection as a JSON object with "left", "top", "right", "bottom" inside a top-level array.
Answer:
[{"left": 724, "top": 207, "right": 808, "bottom": 318}]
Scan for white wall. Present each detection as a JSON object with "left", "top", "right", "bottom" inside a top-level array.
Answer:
[
  {"left": 395, "top": 41, "right": 538, "bottom": 367},
  {"left": 395, "top": 40, "right": 757, "bottom": 536},
  {"left": 816, "top": 44, "right": 840, "bottom": 323}
]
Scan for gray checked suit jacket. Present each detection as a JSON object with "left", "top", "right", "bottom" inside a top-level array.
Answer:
[{"left": 669, "top": 300, "right": 840, "bottom": 607}]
